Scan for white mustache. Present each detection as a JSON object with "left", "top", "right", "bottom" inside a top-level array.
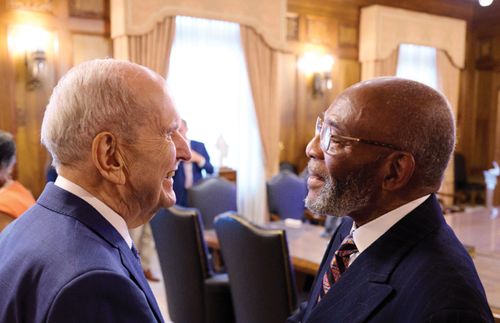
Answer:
[{"left": 307, "top": 160, "right": 329, "bottom": 180}]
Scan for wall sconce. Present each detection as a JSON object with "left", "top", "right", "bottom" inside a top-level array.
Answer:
[
  {"left": 8, "top": 25, "right": 51, "bottom": 91},
  {"left": 298, "top": 52, "right": 334, "bottom": 97}
]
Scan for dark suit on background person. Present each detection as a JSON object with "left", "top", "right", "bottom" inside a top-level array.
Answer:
[
  {"left": 173, "top": 138, "right": 214, "bottom": 206},
  {"left": 0, "top": 184, "right": 162, "bottom": 322},
  {"left": 289, "top": 194, "right": 492, "bottom": 323}
]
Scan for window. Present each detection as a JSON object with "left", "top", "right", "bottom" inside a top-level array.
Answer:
[
  {"left": 396, "top": 43, "right": 438, "bottom": 89},
  {"left": 168, "top": 16, "right": 267, "bottom": 223},
  {"left": 167, "top": 16, "right": 259, "bottom": 170}
]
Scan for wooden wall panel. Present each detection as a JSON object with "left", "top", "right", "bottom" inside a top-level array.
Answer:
[
  {"left": 72, "top": 34, "right": 111, "bottom": 65},
  {"left": 0, "top": 0, "right": 110, "bottom": 197},
  {"left": 282, "top": 0, "right": 361, "bottom": 171},
  {"left": 0, "top": 24, "right": 15, "bottom": 133}
]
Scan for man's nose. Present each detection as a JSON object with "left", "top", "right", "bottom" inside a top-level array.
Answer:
[
  {"left": 176, "top": 135, "right": 191, "bottom": 161},
  {"left": 306, "top": 134, "right": 324, "bottom": 160}
]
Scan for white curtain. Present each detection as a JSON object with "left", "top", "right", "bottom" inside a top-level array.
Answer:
[
  {"left": 396, "top": 43, "right": 438, "bottom": 89},
  {"left": 396, "top": 43, "right": 456, "bottom": 204},
  {"left": 167, "top": 16, "right": 267, "bottom": 225}
]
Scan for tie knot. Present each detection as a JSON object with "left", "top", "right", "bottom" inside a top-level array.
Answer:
[{"left": 336, "top": 233, "right": 358, "bottom": 256}]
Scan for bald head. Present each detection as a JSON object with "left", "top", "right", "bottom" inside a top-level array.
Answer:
[{"left": 334, "top": 77, "right": 455, "bottom": 189}]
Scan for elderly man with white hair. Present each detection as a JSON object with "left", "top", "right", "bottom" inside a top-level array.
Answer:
[{"left": 0, "top": 59, "right": 191, "bottom": 323}]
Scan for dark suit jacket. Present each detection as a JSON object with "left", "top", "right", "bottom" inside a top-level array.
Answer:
[
  {"left": 173, "top": 140, "right": 214, "bottom": 206},
  {"left": 0, "top": 183, "right": 164, "bottom": 323},
  {"left": 288, "top": 195, "right": 493, "bottom": 323}
]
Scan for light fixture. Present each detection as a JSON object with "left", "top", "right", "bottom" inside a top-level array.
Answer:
[
  {"left": 8, "top": 25, "right": 51, "bottom": 90},
  {"left": 479, "top": 0, "right": 494, "bottom": 7},
  {"left": 297, "top": 52, "right": 335, "bottom": 97}
]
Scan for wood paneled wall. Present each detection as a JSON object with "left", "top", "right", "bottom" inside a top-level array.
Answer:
[
  {"left": 3, "top": 0, "right": 500, "bottom": 203},
  {"left": 459, "top": 3, "right": 500, "bottom": 203},
  {"left": 0, "top": 0, "right": 110, "bottom": 197},
  {"left": 282, "top": 0, "right": 500, "bottom": 206},
  {"left": 281, "top": 0, "right": 361, "bottom": 173}
]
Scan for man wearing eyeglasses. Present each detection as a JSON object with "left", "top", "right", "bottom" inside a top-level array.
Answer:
[{"left": 288, "top": 77, "right": 493, "bottom": 323}]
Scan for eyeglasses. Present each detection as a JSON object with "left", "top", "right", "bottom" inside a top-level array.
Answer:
[{"left": 315, "top": 115, "right": 403, "bottom": 155}]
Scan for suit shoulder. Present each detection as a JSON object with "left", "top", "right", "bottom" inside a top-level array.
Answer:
[
  {"left": 190, "top": 140, "right": 205, "bottom": 149},
  {"left": 0, "top": 206, "right": 126, "bottom": 292},
  {"left": 47, "top": 270, "right": 155, "bottom": 322}
]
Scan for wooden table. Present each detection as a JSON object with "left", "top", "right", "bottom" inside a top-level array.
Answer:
[
  {"left": 204, "top": 221, "right": 329, "bottom": 275},
  {"left": 205, "top": 211, "right": 500, "bottom": 317}
]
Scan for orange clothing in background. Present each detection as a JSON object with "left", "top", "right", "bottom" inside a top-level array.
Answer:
[{"left": 0, "top": 181, "right": 36, "bottom": 219}]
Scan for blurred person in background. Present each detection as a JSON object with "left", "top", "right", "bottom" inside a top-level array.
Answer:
[
  {"left": 173, "top": 119, "right": 214, "bottom": 206},
  {"left": 0, "top": 130, "right": 35, "bottom": 231}
]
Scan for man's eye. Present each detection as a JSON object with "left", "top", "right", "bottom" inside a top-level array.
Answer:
[
  {"left": 165, "top": 131, "right": 174, "bottom": 140},
  {"left": 331, "top": 138, "right": 345, "bottom": 145}
]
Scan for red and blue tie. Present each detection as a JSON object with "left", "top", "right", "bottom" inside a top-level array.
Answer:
[{"left": 318, "top": 233, "right": 358, "bottom": 302}]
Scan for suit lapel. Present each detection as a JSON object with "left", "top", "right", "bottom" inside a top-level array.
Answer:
[
  {"left": 116, "top": 239, "right": 164, "bottom": 323},
  {"left": 306, "top": 195, "right": 444, "bottom": 323},
  {"left": 37, "top": 184, "right": 164, "bottom": 322}
]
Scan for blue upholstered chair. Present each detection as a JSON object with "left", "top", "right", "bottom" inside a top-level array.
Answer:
[
  {"left": 214, "top": 213, "right": 298, "bottom": 323},
  {"left": 267, "top": 170, "right": 308, "bottom": 220},
  {"left": 187, "top": 177, "right": 237, "bottom": 229},
  {"left": 150, "top": 206, "right": 234, "bottom": 323}
]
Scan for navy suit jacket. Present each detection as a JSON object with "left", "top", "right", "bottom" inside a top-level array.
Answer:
[
  {"left": 173, "top": 140, "right": 214, "bottom": 206},
  {"left": 0, "top": 183, "right": 164, "bottom": 323},
  {"left": 288, "top": 195, "right": 493, "bottom": 323}
]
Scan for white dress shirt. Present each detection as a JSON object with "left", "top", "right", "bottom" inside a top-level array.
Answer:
[
  {"left": 54, "top": 176, "right": 133, "bottom": 248},
  {"left": 349, "top": 194, "right": 431, "bottom": 264}
]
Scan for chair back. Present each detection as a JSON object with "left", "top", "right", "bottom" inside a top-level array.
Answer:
[
  {"left": 267, "top": 170, "right": 307, "bottom": 220},
  {"left": 454, "top": 152, "right": 468, "bottom": 189},
  {"left": 150, "top": 206, "right": 211, "bottom": 323},
  {"left": 279, "top": 162, "right": 297, "bottom": 174},
  {"left": 187, "top": 177, "right": 237, "bottom": 229},
  {"left": 214, "top": 213, "right": 297, "bottom": 323}
]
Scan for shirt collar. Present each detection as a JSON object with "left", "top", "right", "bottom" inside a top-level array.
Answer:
[
  {"left": 351, "top": 194, "right": 430, "bottom": 254},
  {"left": 54, "top": 175, "right": 133, "bottom": 248}
]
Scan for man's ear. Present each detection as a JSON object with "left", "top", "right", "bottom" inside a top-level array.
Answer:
[
  {"left": 91, "top": 132, "right": 126, "bottom": 185},
  {"left": 382, "top": 152, "right": 415, "bottom": 191}
]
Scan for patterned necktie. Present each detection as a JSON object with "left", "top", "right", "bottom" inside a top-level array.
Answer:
[{"left": 318, "top": 232, "right": 358, "bottom": 302}]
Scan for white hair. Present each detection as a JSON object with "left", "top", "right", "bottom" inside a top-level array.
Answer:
[{"left": 41, "top": 59, "right": 149, "bottom": 167}]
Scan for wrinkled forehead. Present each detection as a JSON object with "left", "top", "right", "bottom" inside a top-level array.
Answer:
[
  {"left": 129, "top": 71, "right": 179, "bottom": 132},
  {"left": 323, "top": 86, "right": 391, "bottom": 137},
  {"left": 323, "top": 92, "right": 367, "bottom": 131},
  {"left": 154, "top": 87, "right": 179, "bottom": 130}
]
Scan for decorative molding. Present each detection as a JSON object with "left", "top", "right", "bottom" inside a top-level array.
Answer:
[
  {"left": 475, "top": 38, "right": 495, "bottom": 70},
  {"left": 7, "top": 0, "right": 53, "bottom": 13},
  {"left": 359, "top": 5, "right": 467, "bottom": 68},
  {"left": 306, "top": 15, "right": 337, "bottom": 48},
  {"left": 286, "top": 13, "right": 299, "bottom": 41},
  {"left": 338, "top": 24, "right": 358, "bottom": 48},
  {"left": 70, "top": 0, "right": 108, "bottom": 19},
  {"left": 111, "top": 0, "right": 287, "bottom": 50}
]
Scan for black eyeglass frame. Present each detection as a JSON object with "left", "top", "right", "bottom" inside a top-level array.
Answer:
[{"left": 315, "top": 115, "right": 404, "bottom": 154}]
